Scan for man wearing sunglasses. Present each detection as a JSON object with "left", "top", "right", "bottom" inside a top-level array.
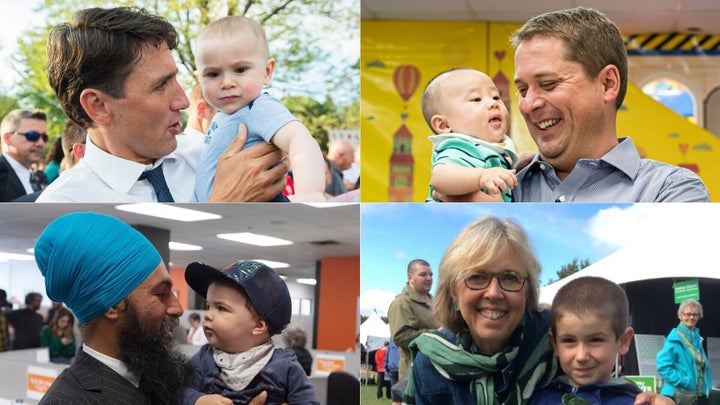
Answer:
[
  {"left": 0, "top": 109, "right": 48, "bottom": 202},
  {"left": 37, "top": 7, "right": 288, "bottom": 203}
]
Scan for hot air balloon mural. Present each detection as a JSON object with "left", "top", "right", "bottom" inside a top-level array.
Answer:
[{"left": 388, "top": 65, "right": 421, "bottom": 201}]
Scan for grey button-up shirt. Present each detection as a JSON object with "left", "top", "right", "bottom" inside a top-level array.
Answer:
[{"left": 513, "top": 137, "right": 710, "bottom": 202}]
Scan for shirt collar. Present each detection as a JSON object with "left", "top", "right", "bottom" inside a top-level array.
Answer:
[
  {"left": 525, "top": 137, "right": 639, "bottom": 180},
  {"left": 83, "top": 137, "right": 176, "bottom": 195},
  {"left": 3, "top": 153, "right": 31, "bottom": 177},
  {"left": 82, "top": 344, "right": 140, "bottom": 388},
  {"left": 594, "top": 137, "right": 641, "bottom": 179}
]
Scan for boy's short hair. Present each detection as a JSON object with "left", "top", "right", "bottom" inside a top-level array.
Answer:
[
  {"left": 195, "top": 15, "right": 269, "bottom": 59},
  {"left": 185, "top": 260, "right": 291, "bottom": 335},
  {"left": 550, "top": 276, "right": 628, "bottom": 339}
]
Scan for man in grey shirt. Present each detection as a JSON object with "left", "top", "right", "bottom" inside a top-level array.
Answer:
[{"left": 508, "top": 7, "right": 708, "bottom": 202}]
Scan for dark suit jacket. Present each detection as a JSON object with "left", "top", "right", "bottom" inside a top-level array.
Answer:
[
  {"left": 0, "top": 154, "right": 27, "bottom": 202},
  {"left": 39, "top": 349, "right": 151, "bottom": 405}
]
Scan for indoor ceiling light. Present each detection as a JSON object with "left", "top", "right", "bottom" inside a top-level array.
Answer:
[
  {"left": 169, "top": 242, "right": 203, "bottom": 251},
  {"left": 115, "top": 203, "right": 222, "bottom": 222},
  {"left": 217, "top": 232, "right": 293, "bottom": 246},
  {"left": 0, "top": 252, "right": 35, "bottom": 262},
  {"left": 296, "top": 278, "right": 317, "bottom": 285},
  {"left": 252, "top": 259, "right": 290, "bottom": 269}
]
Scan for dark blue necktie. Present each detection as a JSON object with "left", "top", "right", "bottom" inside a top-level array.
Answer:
[
  {"left": 29, "top": 171, "right": 44, "bottom": 192},
  {"left": 139, "top": 163, "right": 174, "bottom": 202}
]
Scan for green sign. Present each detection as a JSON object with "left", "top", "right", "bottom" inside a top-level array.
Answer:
[
  {"left": 674, "top": 279, "right": 700, "bottom": 303},
  {"left": 626, "top": 376, "right": 656, "bottom": 392}
]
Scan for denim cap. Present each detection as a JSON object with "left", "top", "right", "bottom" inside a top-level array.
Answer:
[
  {"left": 185, "top": 260, "right": 291, "bottom": 335},
  {"left": 34, "top": 212, "right": 161, "bottom": 323}
]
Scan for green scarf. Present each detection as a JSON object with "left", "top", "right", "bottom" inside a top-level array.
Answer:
[{"left": 403, "top": 315, "right": 557, "bottom": 405}]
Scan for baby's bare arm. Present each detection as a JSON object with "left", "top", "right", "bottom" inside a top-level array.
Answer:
[
  {"left": 272, "top": 121, "right": 326, "bottom": 202},
  {"left": 431, "top": 164, "right": 516, "bottom": 199}
]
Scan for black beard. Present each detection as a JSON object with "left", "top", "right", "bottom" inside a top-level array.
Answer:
[{"left": 117, "top": 302, "right": 191, "bottom": 404}]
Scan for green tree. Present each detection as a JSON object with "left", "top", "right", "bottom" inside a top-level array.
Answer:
[
  {"left": 283, "top": 95, "right": 359, "bottom": 152},
  {"left": 0, "top": 95, "right": 20, "bottom": 125},
  {"left": 545, "top": 257, "right": 591, "bottom": 285},
  {"left": 12, "top": 0, "right": 359, "bottom": 144}
]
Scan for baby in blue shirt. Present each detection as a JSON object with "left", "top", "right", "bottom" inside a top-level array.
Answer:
[{"left": 194, "top": 16, "right": 326, "bottom": 202}]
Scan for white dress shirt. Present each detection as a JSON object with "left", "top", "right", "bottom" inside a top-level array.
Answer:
[
  {"left": 82, "top": 344, "right": 140, "bottom": 388},
  {"left": 37, "top": 135, "right": 201, "bottom": 202}
]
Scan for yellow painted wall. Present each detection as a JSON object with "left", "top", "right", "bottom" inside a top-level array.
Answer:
[
  {"left": 361, "top": 20, "right": 720, "bottom": 201},
  {"left": 619, "top": 85, "right": 720, "bottom": 197}
]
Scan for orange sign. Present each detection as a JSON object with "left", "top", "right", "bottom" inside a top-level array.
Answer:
[
  {"left": 27, "top": 366, "right": 58, "bottom": 400},
  {"left": 315, "top": 354, "right": 346, "bottom": 374},
  {"left": 28, "top": 373, "right": 55, "bottom": 393}
]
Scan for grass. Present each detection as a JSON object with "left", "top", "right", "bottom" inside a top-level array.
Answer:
[{"left": 360, "top": 382, "right": 395, "bottom": 405}]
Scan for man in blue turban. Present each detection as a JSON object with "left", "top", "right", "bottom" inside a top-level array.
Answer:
[{"left": 34, "top": 211, "right": 188, "bottom": 404}]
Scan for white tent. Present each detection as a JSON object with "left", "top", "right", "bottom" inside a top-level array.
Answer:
[
  {"left": 360, "top": 311, "right": 391, "bottom": 351},
  {"left": 539, "top": 230, "right": 719, "bottom": 304}
]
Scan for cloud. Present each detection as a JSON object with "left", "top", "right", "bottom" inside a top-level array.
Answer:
[
  {"left": 587, "top": 204, "right": 713, "bottom": 252},
  {"left": 393, "top": 250, "right": 407, "bottom": 261},
  {"left": 359, "top": 289, "right": 396, "bottom": 317}
]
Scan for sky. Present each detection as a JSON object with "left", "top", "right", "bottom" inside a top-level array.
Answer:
[
  {"left": 0, "top": 0, "right": 45, "bottom": 90},
  {"left": 359, "top": 203, "right": 715, "bottom": 317}
]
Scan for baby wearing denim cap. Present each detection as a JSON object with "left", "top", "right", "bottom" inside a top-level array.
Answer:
[{"left": 183, "top": 260, "right": 319, "bottom": 405}]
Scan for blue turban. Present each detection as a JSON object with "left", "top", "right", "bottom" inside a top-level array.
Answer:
[{"left": 34, "top": 212, "right": 162, "bottom": 323}]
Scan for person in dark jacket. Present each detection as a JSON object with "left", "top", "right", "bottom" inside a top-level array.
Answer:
[
  {"left": 6, "top": 292, "right": 43, "bottom": 350},
  {"left": 282, "top": 323, "right": 314, "bottom": 376}
]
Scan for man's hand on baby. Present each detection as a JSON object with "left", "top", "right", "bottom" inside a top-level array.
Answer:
[{"left": 477, "top": 168, "right": 517, "bottom": 195}]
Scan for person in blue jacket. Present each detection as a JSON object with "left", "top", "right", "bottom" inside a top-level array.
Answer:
[
  {"left": 385, "top": 340, "right": 401, "bottom": 404},
  {"left": 530, "top": 276, "right": 642, "bottom": 405},
  {"left": 656, "top": 299, "right": 712, "bottom": 405}
]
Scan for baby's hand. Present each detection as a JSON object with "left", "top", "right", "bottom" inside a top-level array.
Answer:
[
  {"left": 194, "top": 394, "right": 233, "bottom": 405},
  {"left": 477, "top": 168, "right": 517, "bottom": 195}
]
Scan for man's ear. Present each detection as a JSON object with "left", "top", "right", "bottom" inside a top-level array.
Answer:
[
  {"left": 104, "top": 305, "right": 122, "bottom": 321},
  {"left": 1, "top": 132, "right": 11, "bottom": 147},
  {"left": 72, "top": 142, "right": 86, "bottom": 161},
  {"left": 252, "top": 319, "right": 269, "bottom": 335},
  {"left": 79, "top": 88, "right": 111, "bottom": 125},
  {"left": 103, "top": 299, "right": 128, "bottom": 321},
  {"left": 599, "top": 64, "right": 621, "bottom": 106}
]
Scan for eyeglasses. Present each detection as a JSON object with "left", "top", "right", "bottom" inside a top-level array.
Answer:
[
  {"left": 10, "top": 131, "right": 49, "bottom": 143},
  {"left": 683, "top": 313, "right": 700, "bottom": 318},
  {"left": 464, "top": 271, "right": 529, "bottom": 292}
]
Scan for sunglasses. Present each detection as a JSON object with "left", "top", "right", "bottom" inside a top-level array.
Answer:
[{"left": 10, "top": 131, "right": 49, "bottom": 143}]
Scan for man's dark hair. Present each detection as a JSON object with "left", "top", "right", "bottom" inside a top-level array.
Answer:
[{"left": 46, "top": 7, "right": 178, "bottom": 129}]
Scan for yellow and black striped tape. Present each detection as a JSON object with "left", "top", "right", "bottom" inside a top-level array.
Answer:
[{"left": 625, "top": 33, "right": 720, "bottom": 55}]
